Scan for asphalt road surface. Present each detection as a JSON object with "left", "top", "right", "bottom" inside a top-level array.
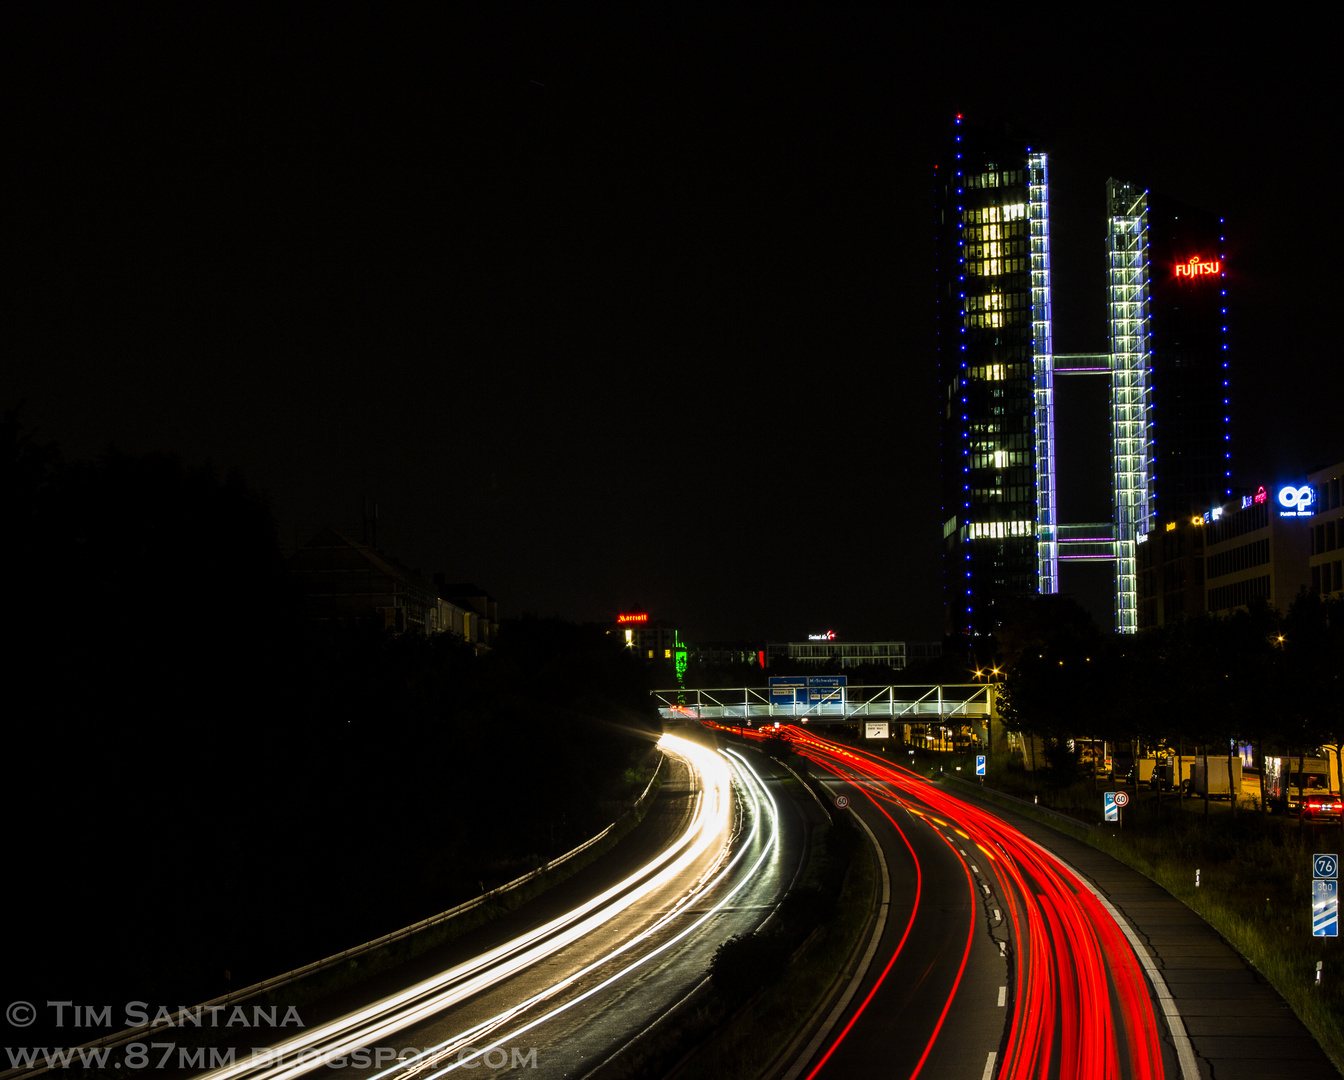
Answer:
[
  {"left": 781, "top": 729, "right": 1174, "bottom": 1080},
  {"left": 186, "top": 731, "right": 810, "bottom": 1080}
]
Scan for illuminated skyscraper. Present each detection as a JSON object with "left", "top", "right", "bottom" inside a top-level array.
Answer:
[
  {"left": 936, "top": 116, "right": 1054, "bottom": 642},
  {"left": 1108, "top": 180, "right": 1231, "bottom": 629},
  {"left": 937, "top": 117, "right": 1230, "bottom": 642}
]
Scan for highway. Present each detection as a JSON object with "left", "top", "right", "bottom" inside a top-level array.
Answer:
[
  {"left": 774, "top": 726, "right": 1175, "bottom": 1080},
  {"left": 192, "top": 731, "right": 806, "bottom": 1080}
]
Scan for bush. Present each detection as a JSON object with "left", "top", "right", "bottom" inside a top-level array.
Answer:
[
  {"left": 709, "top": 932, "right": 789, "bottom": 999},
  {"left": 1042, "top": 739, "right": 1083, "bottom": 788}
]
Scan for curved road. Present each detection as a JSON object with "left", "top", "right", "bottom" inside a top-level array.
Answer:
[
  {"left": 192, "top": 731, "right": 808, "bottom": 1080},
  {"left": 778, "top": 726, "right": 1175, "bottom": 1080}
]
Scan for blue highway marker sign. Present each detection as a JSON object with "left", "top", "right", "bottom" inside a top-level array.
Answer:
[{"left": 1314, "top": 879, "right": 1339, "bottom": 937}]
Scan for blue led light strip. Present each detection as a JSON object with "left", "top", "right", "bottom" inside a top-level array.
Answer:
[{"left": 1028, "top": 152, "right": 1057, "bottom": 595}]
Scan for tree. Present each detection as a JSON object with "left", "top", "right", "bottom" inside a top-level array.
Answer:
[{"left": 994, "top": 595, "right": 1105, "bottom": 772}]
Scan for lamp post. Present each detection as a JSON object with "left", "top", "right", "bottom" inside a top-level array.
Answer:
[
  {"left": 973, "top": 665, "right": 1002, "bottom": 762},
  {"left": 986, "top": 667, "right": 1001, "bottom": 761}
]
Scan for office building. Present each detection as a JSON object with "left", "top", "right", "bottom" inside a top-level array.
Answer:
[
  {"left": 1308, "top": 460, "right": 1344, "bottom": 599},
  {"left": 938, "top": 115, "right": 1230, "bottom": 639},
  {"left": 764, "top": 639, "right": 943, "bottom": 670},
  {"left": 936, "top": 116, "right": 1052, "bottom": 642},
  {"left": 1136, "top": 516, "right": 1206, "bottom": 628},
  {"left": 612, "top": 611, "right": 684, "bottom": 663},
  {"left": 1203, "top": 487, "right": 1309, "bottom": 614},
  {"left": 1138, "top": 466, "right": 1341, "bottom": 627}
]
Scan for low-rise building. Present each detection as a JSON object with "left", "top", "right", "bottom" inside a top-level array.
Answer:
[
  {"left": 765, "top": 638, "right": 942, "bottom": 670},
  {"left": 612, "top": 611, "right": 683, "bottom": 662},
  {"left": 1137, "top": 517, "right": 1206, "bottom": 628},
  {"left": 290, "top": 532, "right": 495, "bottom": 645},
  {"left": 1204, "top": 485, "right": 1311, "bottom": 616},
  {"left": 435, "top": 579, "right": 499, "bottom": 645},
  {"left": 290, "top": 529, "right": 437, "bottom": 633}
]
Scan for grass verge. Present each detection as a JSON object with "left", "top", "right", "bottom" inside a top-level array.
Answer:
[
  {"left": 1085, "top": 811, "right": 1344, "bottom": 1073},
  {"left": 956, "top": 758, "right": 1344, "bottom": 1073}
]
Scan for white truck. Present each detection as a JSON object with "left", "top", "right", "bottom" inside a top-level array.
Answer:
[
  {"left": 1192, "top": 756, "right": 1243, "bottom": 800},
  {"left": 1127, "top": 757, "right": 1158, "bottom": 787},
  {"left": 1264, "top": 755, "right": 1336, "bottom": 815}
]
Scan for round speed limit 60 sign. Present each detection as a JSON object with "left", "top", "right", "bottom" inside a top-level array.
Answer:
[
  {"left": 1113, "top": 791, "right": 1130, "bottom": 808},
  {"left": 835, "top": 795, "right": 850, "bottom": 809}
]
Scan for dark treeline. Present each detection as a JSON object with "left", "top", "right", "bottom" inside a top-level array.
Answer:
[
  {"left": 995, "top": 592, "right": 1344, "bottom": 784},
  {"left": 2, "top": 410, "right": 661, "bottom": 1017}
]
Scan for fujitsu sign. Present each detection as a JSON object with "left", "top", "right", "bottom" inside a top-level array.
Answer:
[{"left": 1174, "top": 254, "right": 1221, "bottom": 279}]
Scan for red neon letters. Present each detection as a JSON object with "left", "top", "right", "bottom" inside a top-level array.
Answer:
[{"left": 1174, "top": 254, "right": 1221, "bottom": 279}]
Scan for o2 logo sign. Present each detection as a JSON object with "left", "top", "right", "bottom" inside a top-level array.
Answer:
[{"left": 1278, "top": 485, "right": 1315, "bottom": 517}]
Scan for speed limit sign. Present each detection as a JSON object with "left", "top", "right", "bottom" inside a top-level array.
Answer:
[
  {"left": 835, "top": 795, "right": 850, "bottom": 809},
  {"left": 1114, "top": 790, "right": 1130, "bottom": 808}
]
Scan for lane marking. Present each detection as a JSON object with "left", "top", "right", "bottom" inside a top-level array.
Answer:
[
  {"left": 779, "top": 791, "right": 891, "bottom": 1080},
  {"left": 997, "top": 985, "right": 1006, "bottom": 1007},
  {"left": 981, "top": 1051, "right": 997, "bottom": 1079}
]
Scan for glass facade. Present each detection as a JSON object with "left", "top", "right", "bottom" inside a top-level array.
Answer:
[
  {"left": 1144, "top": 194, "right": 1232, "bottom": 521},
  {"left": 937, "top": 118, "right": 1050, "bottom": 641},
  {"left": 940, "top": 122, "right": 1229, "bottom": 641},
  {"left": 1106, "top": 179, "right": 1153, "bottom": 632}
]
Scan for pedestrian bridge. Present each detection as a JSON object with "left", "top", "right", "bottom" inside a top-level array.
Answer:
[{"left": 652, "top": 683, "right": 994, "bottom": 723}]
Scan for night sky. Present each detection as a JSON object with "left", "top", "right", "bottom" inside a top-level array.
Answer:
[{"left": 5, "top": 12, "right": 1334, "bottom": 643}]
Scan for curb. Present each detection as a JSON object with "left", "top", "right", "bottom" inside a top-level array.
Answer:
[{"left": 771, "top": 795, "right": 891, "bottom": 1080}]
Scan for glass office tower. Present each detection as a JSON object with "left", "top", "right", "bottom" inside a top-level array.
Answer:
[
  {"left": 939, "top": 119, "right": 1228, "bottom": 643},
  {"left": 936, "top": 116, "right": 1054, "bottom": 642},
  {"left": 1142, "top": 192, "right": 1232, "bottom": 521},
  {"left": 1107, "top": 180, "right": 1231, "bottom": 630}
]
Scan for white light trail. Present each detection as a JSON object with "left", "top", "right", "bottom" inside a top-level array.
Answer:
[
  {"left": 412, "top": 745, "right": 781, "bottom": 1077},
  {"left": 196, "top": 734, "right": 760, "bottom": 1080}
]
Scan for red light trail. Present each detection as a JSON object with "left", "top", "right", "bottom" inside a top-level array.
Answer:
[{"left": 716, "top": 723, "right": 1165, "bottom": 1079}]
